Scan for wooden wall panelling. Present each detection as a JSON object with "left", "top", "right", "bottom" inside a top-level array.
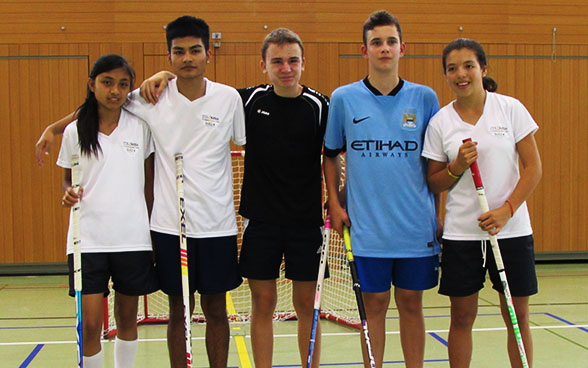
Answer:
[
  {"left": 0, "top": 57, "right": 14, "bottom": 263},
  {"left": 337, "top": 44, "right": 368, "bottom": 88},
  {"left": 303, "top": 43, "right": 340, "bottom": 97},
  {"left": 559, "top": 46, "right": 572, "bottom": 251},
  {"left": 0, "top": 50, "right": 88, "bottom": 263},
  {"left": 214, "top": 43, "right": 262, "bottom": 89},
  {"left": 2, "top": 1, "right": 588, "bottom": 44},
  {"left": 575, "top": 45, "right": 588, "bottom": 251},
  {"left": 555, "top": 45, "right": 588, "bottom": 253}
]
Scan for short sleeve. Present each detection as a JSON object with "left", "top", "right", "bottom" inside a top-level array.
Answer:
[
  {"left": 324, "top": 89, "right": 346, "bottom": 156},
  {"left": 232, "top": 92, "right": 247, "bottom": 146},
  {"left": 57, "top": 122, "right": 78, "bottom": 169},
  {"left": 422, "top": 114, "right": 448, "bottom": 163},
  {"left": 511, "top": 98, "right": 538, "bottom": 143},
  {"left": 125, "top": 89, "right": 152, "bottom": 123}
]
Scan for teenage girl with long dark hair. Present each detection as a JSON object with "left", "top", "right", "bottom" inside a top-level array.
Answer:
[{"left": 58, "top": 54, "right": 158, "bottom": 368}]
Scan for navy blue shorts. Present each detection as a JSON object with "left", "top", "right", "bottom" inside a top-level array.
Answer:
[
  {"left": 151, "top": 231, "right": 242, "bottom": 295},
  {"left": 354, "top": 255, "right": 439, "bottom": 293},
  {"left": 239, "top": 219, "right": 328, "bottom": 281},
  {"left": 439, "top": 235, "right": 538, "bottom": 297},
  {"left": 67, "top": 251, "right": 159, "bottom": 297}
]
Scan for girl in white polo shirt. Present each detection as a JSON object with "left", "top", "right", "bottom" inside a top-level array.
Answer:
[
  {"left": 422, "top": 39, "right": 542, "bottom": 367},
  {"left": 58, "top": 54, "right": 157, "bottom": 368}
]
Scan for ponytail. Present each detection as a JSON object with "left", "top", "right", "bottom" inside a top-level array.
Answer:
[
  {"left": 483, "top": 76, "right": 497, "bottom": 92},
  {"left": 76, "top": 95, "right": 101, "bottom": 158}
]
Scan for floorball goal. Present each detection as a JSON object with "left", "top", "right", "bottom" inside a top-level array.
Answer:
[{"left": 103, "top": 151, "right": 358, "bottom": 337}]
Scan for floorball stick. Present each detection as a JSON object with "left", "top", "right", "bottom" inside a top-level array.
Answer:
[
  {"left": 462, "top": 138, "right": 530, "bottom": 368},
  {"left": 71, "top": 154, "right": 83, "bottom": 367},
  {"left": 306, "top": 212, "right": 331, "bottom": 368},
  {"left": 175, "top": 153, "right": 193, "bottom": 368},
  {"left": 343, "top": 226, "right": 376, "bottom": 368}
]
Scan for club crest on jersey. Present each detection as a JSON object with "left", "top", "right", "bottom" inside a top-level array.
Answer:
[
  {"left": 202, "top": 114, "right": 220, "bottom": 128},
  {"left": 402, "top": 109, "right": 417, "bottom": 130},
  {"left": 122, "top": 141, "right": 140, "bottom": 156}
]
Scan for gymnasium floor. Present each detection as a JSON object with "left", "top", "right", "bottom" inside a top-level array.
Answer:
[{"left": 1, "top": 263, "right": 587, "bottom": 367}]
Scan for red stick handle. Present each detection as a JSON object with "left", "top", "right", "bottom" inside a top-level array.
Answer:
[{"left": 462, "top": 138, "right": 484, "bottom": 189}]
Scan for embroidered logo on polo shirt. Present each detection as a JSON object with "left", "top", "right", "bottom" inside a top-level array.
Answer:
[
  {"left": 490, "top": 125, "right": 509, "bottom": 137},
  {"left": 402, "top": 109, "right": 417, "bottom": 130},
  {"left": 257, "top": 109, "right": 270, "bottom": 116},
  {"left": 122, "top": 141, "right": 140, "bottom": 156},
  {"left": 202, "top": 114, "right": 220, "bottom": 128}
]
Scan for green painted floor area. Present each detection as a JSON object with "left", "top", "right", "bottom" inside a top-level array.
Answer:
[{"left": 1, "top": 264, "right": 587, "bottom": 367}]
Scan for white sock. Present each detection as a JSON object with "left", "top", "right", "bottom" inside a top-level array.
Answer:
[
  {"left": 114, "top": 337, "right": 138, "bottom": 368},
  {"left": 83, "top": 350, "right": 104, "bottom": 368}
]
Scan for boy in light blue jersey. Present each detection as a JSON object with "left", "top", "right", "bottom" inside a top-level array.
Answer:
[{"left": 323, "top": 10, "right": 441, "bottom": 368}]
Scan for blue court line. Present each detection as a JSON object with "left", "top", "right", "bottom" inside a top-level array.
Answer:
[
  {"left": 429, "top": 332, "right": 448, "bottom": 346},
  {"left": 385, "top": 312, "right": 546, "bottom": 320},
  {"left": 19, "top": 344, "right": 44, "bottom": 368},
  {"left": 543, "top": 313, "right": 588, "bottom": 333}
]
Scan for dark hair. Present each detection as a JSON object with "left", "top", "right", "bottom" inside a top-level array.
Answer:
[
  {"left": 362, "top": 10, "right": 402, "bottom": 45},
  {"left": 442, "top": 38, "right": 497, "bottom": 92},
  {"left": 166, "top": 16, "right": 210, "bottom": 52},
  {"left": 76, "top": 54, "right": 135, "bottom": 158},
  {"left": 261, "top": 28, "right": 304, "bottom": 60}
]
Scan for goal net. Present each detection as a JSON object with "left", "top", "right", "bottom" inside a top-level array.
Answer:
[{"left": 103, "top": 151, "right": 358, "bottom": 337}]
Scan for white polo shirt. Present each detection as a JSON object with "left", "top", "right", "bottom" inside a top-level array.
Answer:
[
  {"left": 422, "top": 92, "right": 538, "bottom": 240},
  {"left": 57, "top": 110, "right": 154, "bottom": 254},
  {"left": 126, "top": 78, "right": 246, "bottom": 238}
]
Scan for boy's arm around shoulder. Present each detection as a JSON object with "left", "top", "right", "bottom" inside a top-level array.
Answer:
[{"left": 35, "top": 111, "right": 77, "bottom": 166}]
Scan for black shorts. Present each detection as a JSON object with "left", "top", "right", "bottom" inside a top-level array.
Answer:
[
  {"left": 439, "top": 235, "right": 538, "bottom": 297},
  {"left": 239, "top": 219, "right": 328, "bottom": 281},
  {"left": 68, "top": 251, "right": 159, "bottom": 297},
  {"left": 151, "top": 231, "right": 242, "bottom": 296}
]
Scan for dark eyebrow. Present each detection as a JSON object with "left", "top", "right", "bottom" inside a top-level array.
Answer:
[
  {"left": 172, "top": 44, "right": 203, "bottom": 53},
  {"left": 99, "top": 76, "right": 130, "bottom": 82}
]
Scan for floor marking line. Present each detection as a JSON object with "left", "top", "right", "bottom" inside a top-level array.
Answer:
[
  {"left": 428, "top": 332, "right": 448, "bottom": 346},
  {"left": 4, "top": 325, "right": 587, "bottom": 347},
  {"left": 543, "top": 312, "right": 588, "bottom": 333},
  {"left": 226, "top": 292, "right": 252, "bottom": 368},
  {"left": 18, "top": 344, "right": 44, "bottom": 368}
]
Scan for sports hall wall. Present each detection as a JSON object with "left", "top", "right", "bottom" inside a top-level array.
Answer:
[{"left": 1, "top": 0, "right": 587, "bottom": 268}]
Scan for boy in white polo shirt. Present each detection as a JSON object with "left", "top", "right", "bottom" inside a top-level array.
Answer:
[{"left": 126, "top": 16, "right": 245, "bottom": 368}]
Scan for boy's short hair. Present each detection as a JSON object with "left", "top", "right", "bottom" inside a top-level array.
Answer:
[
  {"left": 165, "top": 15, "right": 210, "bottom": 52},
  {"left": 362, "top": 10, "right": 402, "bottom": 45},
  {"left": 261, "top": 28, "right": 304, "bottom": 60}
]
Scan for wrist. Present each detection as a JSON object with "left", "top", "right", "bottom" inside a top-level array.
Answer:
[{"left": 447, "top": 163, "right": 462, "bottom": 180}]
